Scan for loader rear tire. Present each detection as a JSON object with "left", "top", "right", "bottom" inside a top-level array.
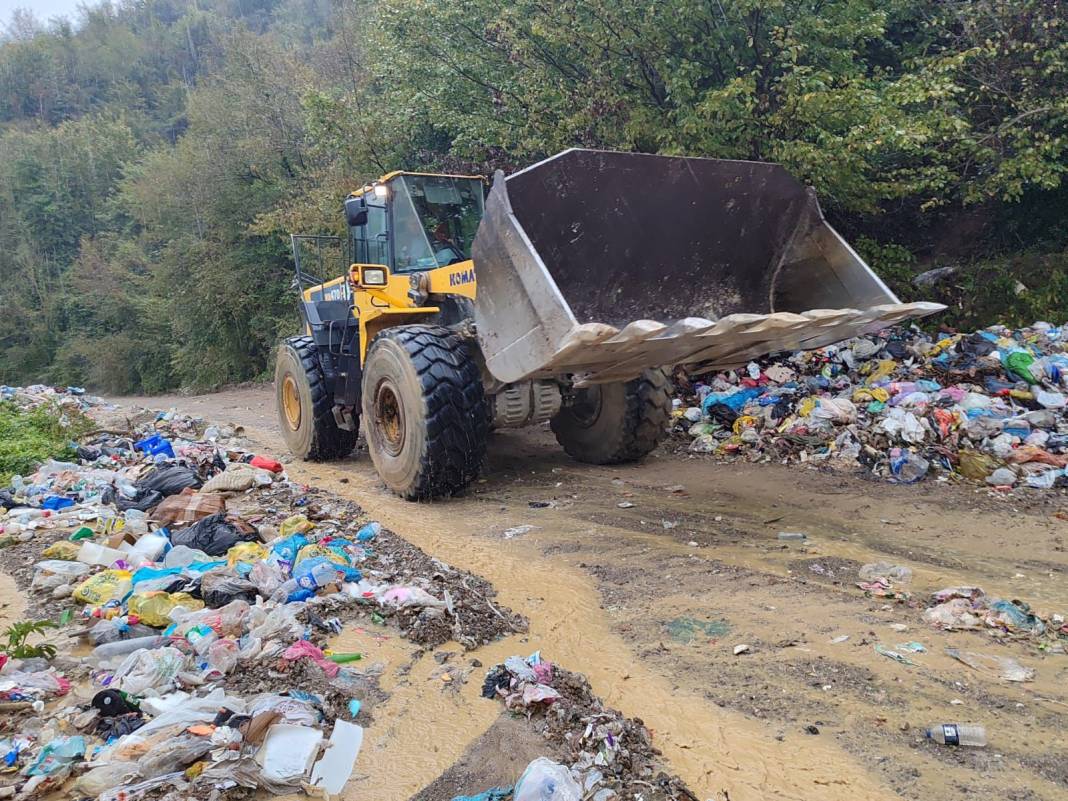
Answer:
[
  {"left": 552, "top": 368, "right": 672, "bottom": 465},
  {"left": 361, "top": 325, "right": 488, "bottom": 500},
  {"left": 275, "top": 336, "right": 358, "bottom": 461}
]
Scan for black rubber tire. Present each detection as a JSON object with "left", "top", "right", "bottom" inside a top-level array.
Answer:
[
  {"left": 275, "top": 336, "right": 358, "bottom": 461},
  {"left": 551, "top": 368, "right": 672, "bottom": 464},
  {"left": 361, "top": 325, "right": 488, "bottom": 500}
]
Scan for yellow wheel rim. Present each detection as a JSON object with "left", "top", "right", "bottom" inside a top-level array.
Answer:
[{"left": 281, "top": 374, "right": 302, "bottom": 431}]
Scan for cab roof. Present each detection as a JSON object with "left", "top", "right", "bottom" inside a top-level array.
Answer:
[{"left": 348, "top": 170, "right": 485, "bottom": 198}]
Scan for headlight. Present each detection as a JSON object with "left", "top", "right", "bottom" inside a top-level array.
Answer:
[{"left": 362, "top": 267, "right": 388, "bottom": 286}]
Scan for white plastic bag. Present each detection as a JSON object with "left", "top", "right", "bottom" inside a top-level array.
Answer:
[{"left": 514, "top": 757, "right": 582, "bottom": 801}]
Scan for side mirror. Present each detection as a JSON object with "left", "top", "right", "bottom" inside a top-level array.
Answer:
[{"left": 345, "top": 196, "right": 369, "bottom": 227}]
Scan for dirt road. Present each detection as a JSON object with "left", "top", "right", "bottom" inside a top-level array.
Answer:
[{"left": 110, "top": 386, "right": 1068, "bottom": 801}]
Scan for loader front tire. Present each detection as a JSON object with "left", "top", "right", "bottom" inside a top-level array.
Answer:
[
  {"left": 552, "top": 368, "right": 672, "bottom": 465},
  {"left": 361, "top": 325, "right": 488, "bottom": 500},
  {"left": 275, "top": 336, "right": 358, "bottom": 461}
]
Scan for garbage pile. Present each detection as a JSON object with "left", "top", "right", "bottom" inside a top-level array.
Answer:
[
  {"left": 674, "top": 322, "right": 1068, "bottom": 488},
  {"left": 0, "top": 400, "right": 523, "bottom": 800},
  {"left": 923, "top": 586, "right": 1068, "bottom": 649},
  {"left": 476, "top": 653, "right": 696, "bottom": 801},
  {"left": 0, "top": 384, "right": 104, "bottom": 413}
]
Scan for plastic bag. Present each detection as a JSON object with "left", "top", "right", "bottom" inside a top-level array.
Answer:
[
  {"left": 171, "top": 599, "right": 251, "bottom": 637},
  {"left": 23, "top": 736, "right": 86, "bottom": 777},
  {"left": 112, "top": 646, "right": 188, "bottom": 695},
  {"left": 200, "top": 570, "right": 259, "bottom": 608},
  {"left": 280, "top": 514, "right": 315, "bottom": 538},
  {"left": 136, "top": 733, "right": 211, "bottom": 778},
  {"left": 957, "top": 449, "right": 999, "bottom": 480},
  {"left": 135, "top": 464, "right": 202, "bottom": 497},
  {"left": 88, "top": 618, "right": 158, "bottom": 646},
  {"left": 129, "top": 591, "right": 204, "bottom": 627},
  {"left": 248, "top": 560, "right": 285, "bottom": 596},
  {"left": 201, "top": 464, "right": 273, "bottom": 493},
  {"left": 376, "top": 584, "right": 446, "bottom": 609},
  {"left": 282, "top": 640, "right": 339, "bottom": 678},
  {"left": 163, "top": 544, "right": 212, "bottom": 568},
  {"left": 513, "top": 757, "right": 581, "bottom": 801},
  {"left": 170, "top": 512, "right": 258, "bottom": 557},
  {"left": 858, "top": 562, "right": 913, "bottom": 586},
  {"left": 72, "top": 569, "right": 132, "bottom": 605},
  {"left": 227, "top": 541, "right": 268, "bottom": 566},
  {"left": 72, "top": 762, "right": 139, "bottom": 796},
  {"left": 889, "top": 449, "right": 929, "bottom": 483},
  {"left": 205, "top": 638, "right": 240, "bottom": 676},
  {"left": 32, "top": 560, "right": 89, "bottom": 589},
  {"left": 41, "top": 540, "right": 81, "bottom": 560}
]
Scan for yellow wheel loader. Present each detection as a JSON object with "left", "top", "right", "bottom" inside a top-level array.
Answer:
[{"left": 276, "top": 149, "right": 942, "bottom": 500}]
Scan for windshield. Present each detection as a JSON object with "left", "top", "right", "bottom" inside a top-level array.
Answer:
[{"left": 391, "top": 175, "right": 484, "bottom": 272}]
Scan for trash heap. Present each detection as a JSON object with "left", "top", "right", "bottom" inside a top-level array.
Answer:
[
  {"left": 674, "top": 322, "right": 1068, "bottom": 488},
  {"left": 476, "top": 653, "right": 695, "bottom": 801},
  {"left": 0, "top": 384, "right": 102, "bottom": 413},
  {"left": 0, "top": 403, "right": 523, "bottom": 800},
  {"left": 923, "top": 586, "right": 1068, "bottom": 649}
]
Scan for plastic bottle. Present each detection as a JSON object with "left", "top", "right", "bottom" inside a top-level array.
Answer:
[
  {"left": 124, "top": 509, "right": 149, "bottom": 537},
  {"left": 270, "top": 560, "right": 341, "bottom": 602},
  {"left": 925, "top": 724, "right": 987, "bottom": 747},
  {"left": 90, "top": 635, "right": 164, "bottom": 662}
]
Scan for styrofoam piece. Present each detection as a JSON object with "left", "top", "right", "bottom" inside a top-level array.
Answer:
[{"left": 309, "top": 720, "right": 363, "bottom": 795}]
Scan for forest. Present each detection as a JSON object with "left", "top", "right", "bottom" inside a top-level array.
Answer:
[{"left": 0, "top": 0, "right": 1065, "bottom": 393}]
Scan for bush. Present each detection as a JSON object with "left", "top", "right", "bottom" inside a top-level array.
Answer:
[{"left": 0, "top": 401, "right": 93, "bottom": 485}]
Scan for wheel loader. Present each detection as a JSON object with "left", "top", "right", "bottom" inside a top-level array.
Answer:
[{"left": 276, "top": 148, "right": 943, "bottom": 500}]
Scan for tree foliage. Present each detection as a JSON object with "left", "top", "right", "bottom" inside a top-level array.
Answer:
[{"left": 0, "top": 0, "right": 1065, "bottom": 392}]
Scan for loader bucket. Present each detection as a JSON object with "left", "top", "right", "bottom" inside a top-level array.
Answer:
[{"left": 472, "top": 149, "right": 943, "bottom": 384}]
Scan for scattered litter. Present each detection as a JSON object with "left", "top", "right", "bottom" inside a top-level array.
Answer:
[
  {"left": 503, "top": 525, "right": 537, "bottom": 539},
  {"left": 733, "top": 643, "right": 751, "bottom": 655},
  {"left": 0, "top": 386, "right": 529, "bottom": 801},
  {"left": 875, "top": 644, "right": 919, "bottom": 666},
  {"left": 946, "top": 648, "right": 1035, "bottom": 682}
]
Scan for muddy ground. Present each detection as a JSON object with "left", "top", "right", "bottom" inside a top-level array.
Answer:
[{"left": 95, "top": 386, "right": 1068, "bottom": 801}]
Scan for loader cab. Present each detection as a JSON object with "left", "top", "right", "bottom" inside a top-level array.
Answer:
[{"left": 348, "top": 173, "right": 485, "bottom": 274}]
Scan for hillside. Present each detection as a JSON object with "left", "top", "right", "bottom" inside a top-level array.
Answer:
[{"left": 1, "top": 0, "right": 1066, "bottom": 392}]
